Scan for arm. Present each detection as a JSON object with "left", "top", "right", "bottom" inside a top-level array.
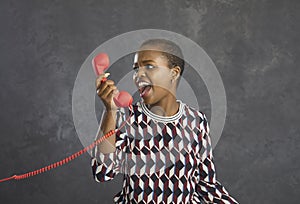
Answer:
[
  {"left": 91, "top": 75, "right": 126, "bottom": 182},
  {"left": 95, "top": 74, "right": 119, "bottom": 154},
  {"left": 91, "top": 108, "right": 127, "bottom": 182},
  {"left": 196, "top": 114, "right": 238, "bottom": 204},
  {"left": 97, "top": 109, "right": 117, "bottom": 154}
]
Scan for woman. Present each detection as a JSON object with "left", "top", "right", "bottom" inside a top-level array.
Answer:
[{"left": 91, "top": 39, "right": 238, "bottom": 204}]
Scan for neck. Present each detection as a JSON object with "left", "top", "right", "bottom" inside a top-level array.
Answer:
[{"left": 147, "top": 95, "right": 179, "bottom": 117}]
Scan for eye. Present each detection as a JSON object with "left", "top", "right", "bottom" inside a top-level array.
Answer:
[
  {"left": 144, "top": 64, "right": 155, "bottom": 69},
  {"left": 133, "top": 64, "right": 156, "bottom": 72}
]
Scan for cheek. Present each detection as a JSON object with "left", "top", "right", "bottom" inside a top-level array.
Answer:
[{"left": 153, "top": 75, "right": 172, "bottom": 90}]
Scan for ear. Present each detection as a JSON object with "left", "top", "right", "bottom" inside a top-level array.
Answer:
[{"left": 171, "top": 66, "right": 181, "bottom": 80}]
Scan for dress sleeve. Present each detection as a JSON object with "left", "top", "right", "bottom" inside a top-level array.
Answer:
[
  {"left": 91, "top": 108, "right": 127, "bottom": 182},
  {"left": 196, "top": 113, "right": 239, "bottom": 204}
]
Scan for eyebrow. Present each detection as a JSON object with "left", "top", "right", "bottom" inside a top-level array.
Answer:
[{"left": 133, "top": 60, "right": 156, "bottom": 66}]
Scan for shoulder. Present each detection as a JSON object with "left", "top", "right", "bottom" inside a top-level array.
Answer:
[
  {"left": 181, "top": 102, "right": 210, "bottom": 133},
  {"left": 182, "top": 102, "right": 207, "bottom": 121}
]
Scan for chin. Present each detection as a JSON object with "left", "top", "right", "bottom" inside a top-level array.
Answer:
[
  {"left": 141, "top": 96, "right": 155, "bottom": 105},
  {"left": 141, "top": 98, "right": 151, "bottom": 105}
]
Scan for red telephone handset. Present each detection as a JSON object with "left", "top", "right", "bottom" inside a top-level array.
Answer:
[{"left": 92, "top": 53, "right": 133, "bottom": 108}]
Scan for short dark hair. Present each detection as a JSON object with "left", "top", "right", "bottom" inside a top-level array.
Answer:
[{"left": 139, "top": 39, "right": 185, "bottom": 76}]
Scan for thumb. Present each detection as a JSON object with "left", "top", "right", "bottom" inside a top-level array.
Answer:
[{"left": 95, "top": 73, "right": 110, "bottom": 87}]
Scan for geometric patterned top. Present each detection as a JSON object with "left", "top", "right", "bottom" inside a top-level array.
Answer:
[{"left": 91, "top": 101, "right": 238, "bottom": 203}]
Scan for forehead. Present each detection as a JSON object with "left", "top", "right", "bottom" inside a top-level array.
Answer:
[{"left": 133, "top": 49, "right": 168, "bottom": 65}]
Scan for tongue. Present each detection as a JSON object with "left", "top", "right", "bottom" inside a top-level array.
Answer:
[{"left": 141, "top": 86, "right": 151, "bottom": 96}]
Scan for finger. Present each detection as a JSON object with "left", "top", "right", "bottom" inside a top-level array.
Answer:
[
  {"left": 96, "top": 81, "right": 115, "bottom": 97},
  {"left": 96, "top": 79, "right": 115, "bottom": 91},
  {"left": 104, "top": 89, "right": 119, "bottom": 105},
  {"left": 96, "top": 83, "right": 116, "bottom": 98},
  {"left": 96, "top": 83, "right": 108, "bottom": 97},
  {"left": 101, "top": 85, "right": 117, "bottom": 99},
  {"left": 95, "top": 73, "right": 110, "bottom": 88},
  {"left": 96, "top": 84, "right": 109, "bottom": 97}
]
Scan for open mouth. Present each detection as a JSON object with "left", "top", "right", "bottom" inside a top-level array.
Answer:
[{"left": 138, "top": 81, "right": 152, "bottom": 97}]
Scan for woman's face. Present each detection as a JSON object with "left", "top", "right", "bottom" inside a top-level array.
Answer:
[{"left": 132, "top": 49, "right": 176, "bottom": 105}]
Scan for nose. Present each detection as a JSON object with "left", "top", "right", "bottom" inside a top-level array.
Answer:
[
  {"left": 137, "top": 69, "right": 146, "bottom": 77},
  {"left": 133, "top": 66, "right": 146, "bottom": 81}
]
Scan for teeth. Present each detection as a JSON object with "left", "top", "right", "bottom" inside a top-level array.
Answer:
[{"left": 138, "top": 81, "right": 151, "bottom": 88}]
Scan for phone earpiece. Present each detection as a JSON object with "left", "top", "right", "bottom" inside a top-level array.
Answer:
[
  {"left": 92, "top": 53, "right": 110, "bottom": 76},
  {"left": 93, "top": 53, "right": 133, "bottom": 108}
]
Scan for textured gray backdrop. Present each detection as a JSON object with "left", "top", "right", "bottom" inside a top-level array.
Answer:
[{"left": 0, "top": 0, "right": 299, "bottom": 203}]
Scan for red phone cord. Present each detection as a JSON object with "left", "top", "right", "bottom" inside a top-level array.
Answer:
[
  {"left": 0, "top": 129, "right": 114, "bottom": 183},
  {"left": 0, "top": 106, "right": 132, "bottom": 183}
]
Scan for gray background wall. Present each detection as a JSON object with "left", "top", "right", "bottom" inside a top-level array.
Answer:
[{"left": 0, "top": 0, "right": 299, "bottom": 203}]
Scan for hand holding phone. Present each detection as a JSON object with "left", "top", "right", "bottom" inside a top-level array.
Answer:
[{"left": 93, "top": 53, "right": 133, "bottom": 108}]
